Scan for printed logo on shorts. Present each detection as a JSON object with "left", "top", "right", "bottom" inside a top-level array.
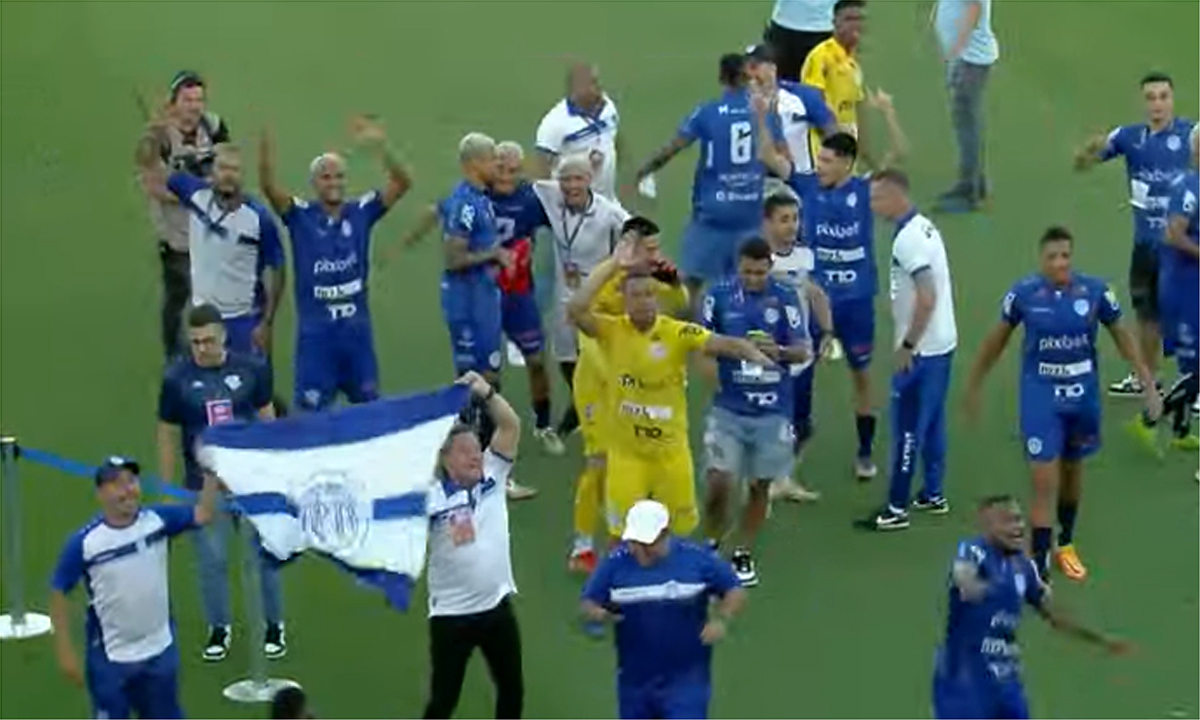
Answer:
[
  {"left": 205, "top": 399, "right": 234, "bottom": 426},
  {"left": 1026, "top": 437, "right": 1043, "bottom": 456}
]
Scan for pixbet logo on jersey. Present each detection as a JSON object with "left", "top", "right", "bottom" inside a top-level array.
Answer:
[{"left": 313, "top": 252, "right": 359, "bottom": 274}]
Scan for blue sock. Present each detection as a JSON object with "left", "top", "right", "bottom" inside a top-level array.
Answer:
[
  {"left": 533, "top": 399, "right": 551, "bottom": 430},
  {"left": 1057, "top": 503, "right": 1078, "bottom": 546},
  {"left": 855, "top": 413, "right": 876, "bottom": 458},
  {"left": 1031, "top": 527, "right": 1053, "bottom": 577}
]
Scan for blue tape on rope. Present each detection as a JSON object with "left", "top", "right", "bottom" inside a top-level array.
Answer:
[{"left": 17, "top": 446, "right": 197, "bottom": 502}]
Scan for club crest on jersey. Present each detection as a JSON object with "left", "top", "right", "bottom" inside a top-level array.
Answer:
[
  {"left": 1014, "top": 571, "right": 1027, "bottom": 597},
  {"left": 1167, "top": 135, "right": 1182, "bottom": 152},
  {"left": 342, "top": 219, "right": 352, "bottom": 237},
  {"left": 1073, "top": 299, "right": 1090, "bottom": 317},
  {"left": 649, "top": 342, "right": 667, "bottom": 359},
  {"left": 224, "top": 374, "right": 242, "bottom": 391},
  {"left": 1026, "top": 437, "right": 1043, "bottom": 456},
  {"left": 846, "top": 193, "right": 857, "bottom": 208},
  {"left": 763, "top": 307, "right": 780, "bottom": 325}
]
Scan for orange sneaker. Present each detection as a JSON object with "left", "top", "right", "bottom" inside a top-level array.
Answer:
[
  {"left": 1054, "top": 545, "right": 1088, "bottom": 582},
  {"left": 568, "top": 548, "right": 597, "bottom": 575}
]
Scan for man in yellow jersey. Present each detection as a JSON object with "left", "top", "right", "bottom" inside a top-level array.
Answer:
[
  {"left": 568, "top": 238, "right": 775, "bottom": 541},
  {"left": 568, "top": 217, "right": 690, "bottom": 573},
  {"left": 801, "top": 0, "right": 866, "bottom": 142}
]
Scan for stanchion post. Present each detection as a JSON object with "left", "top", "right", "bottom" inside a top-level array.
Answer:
[
  {"left": 0, "top": 437, "right": 53, "bottom": 640},
  {"left": 222, "top": 513, "right": 298, "bottom": 703}
]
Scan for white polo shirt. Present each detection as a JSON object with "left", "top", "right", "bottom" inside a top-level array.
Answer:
[
  {"left": 532, "top": 180, "right": 630, "bottom": 302},
  {"left": 771, "top": 0, "right": 836, "bottom": 32},
  {"left": 771, "top": 245, "right": 817, "bottom": 373},
  {"left": 535, "top": 95, "right": 621, "bottom": 200},
  {"left": 426, "top": 450, "right": 517, "bottom": 617},
  {"left": 890, "top": 211, "right": 958, "bottom": 356}
]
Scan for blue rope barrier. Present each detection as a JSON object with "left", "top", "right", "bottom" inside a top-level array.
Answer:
[{"left": 16, "top": 445, "right": 197, "bottom": 502}]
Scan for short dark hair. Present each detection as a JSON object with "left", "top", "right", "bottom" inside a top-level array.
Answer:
[
  {"left": 834, "top": 0, "right": 866, "bottom": 16},
  {"left": 738, "top": 237, "right": 773, "bottom": 262},
  {"left": 187, "top": 303, "right": 223, "bottom": 329},
  {"left": 621, "top": 266, "right": 654, "bottom": 285},
  {"left": 1140, "top": 71, "right": 1173, "bottom": 88},
  {"left": 978, "top": 494, "right": 1016, "bottom": 511},
  {"left": 270, "top": 686, "right": 307, "bottom": 720},
  {"left": 169, "top": 70, "right": 205, "bottom": 101},
  {"left": 1039, "top": 225, "right": 1073, "bottom": 246},
  {"left": 871, "top": 168, "right": 910, "bottom": 191},
  {"left": 764, "top": 193, "right": 799, "bottom": 218},
  {"left": 622, "top": 216, "right": 660, "bottom": 239},
  {"left": 821, "top": 132, "right": 858, "bottom": 161},
  {"left": 719, "top": 53, "right": 746, "bottom": 86}
]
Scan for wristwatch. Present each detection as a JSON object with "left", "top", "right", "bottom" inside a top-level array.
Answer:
[{"left": 901, "top": 339, "right": 916, "bottom": 351}]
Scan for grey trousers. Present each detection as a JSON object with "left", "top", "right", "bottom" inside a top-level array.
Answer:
[{"left": 947, "top": 61, "right": 991, "bottom": 198}]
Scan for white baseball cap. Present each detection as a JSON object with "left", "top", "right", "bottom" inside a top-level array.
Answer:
[{"left": 622, "top": 500, "right": 670, "bottom": 544}]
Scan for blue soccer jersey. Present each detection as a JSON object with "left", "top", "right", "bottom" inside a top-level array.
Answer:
[
  {"left": 785, "top": 171, "right": 877, "bottom": 303},
  {"left": 1165, "top": 171, "right": 1200, "bottom": 374},
  {"left": 934, "top": 537, "right": 1046, "bottom": 720},
  {"left": 1098, "top": 119, "right": 1195, "bottom": 245},
  {"left": 157, "top": 352, "right": 273, "bottom": 489},
  {"left": 489, "top": 181, "right": 549, "bottom": 249},
  {"left": 440, "top": 180, "right": 503, "bottom": 373},
  {"left": 1001, "top": 273, "right": 1121, "bottom": 462},
  {"left": 701, "top": 279, "right": 804, "bottom": 416}
]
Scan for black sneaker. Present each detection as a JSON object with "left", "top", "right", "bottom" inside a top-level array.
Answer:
[
  {"left": 731, "top": 549, "right": 759, "bottom": 588},
  {"left": 202, "top": 625, "right": 231, "bottom": 662},
  {"left": 869, "top": 506, "right": 910, "bottom": 531},
  {"left": 264, "top": 622, "right": 287, "bottom": 660},
  {"left": 911, "top": 495, "right": 950, "bottom": 515}
]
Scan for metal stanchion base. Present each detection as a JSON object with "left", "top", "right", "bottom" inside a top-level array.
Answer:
[
  {"left": 0, "top": 612, "right": 53, "bottom": 640},
  {"left": 222, "top": 677, "right": 300, "bottom": 704}
]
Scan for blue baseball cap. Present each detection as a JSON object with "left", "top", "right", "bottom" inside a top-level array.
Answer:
[{"left": 95, "top": 456, "right": 140, "bottom": 486}]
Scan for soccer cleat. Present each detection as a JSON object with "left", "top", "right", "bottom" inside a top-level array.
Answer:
[
  {"left": 854, "top": 456, "right": 878, "bottom": 481},
  {"left": 202, "top": 625, "right": 231, "bottom": 662},
  {"left": 568, "top": 548, "right": 597, "bottom": 575},
  {"left": 826, "top": 338, "right": 845, "bottom": 360},
  {"left": 1124, "top": 415, "right": 1164, "bottom": 459},
  {"left": 769, "top": 476, "right": 821, "bottom": 503},
  {"left": 533, "top": 427, "right": 565, "bottom": 456},
  {"left": 731, "top": 549, "right": 759, "bottom": 588},
  {"left": 264, "top": 623, "right": 287, "bottom": 660},
  {"left": 1107, "top": 373, "right": 1145, "bottom": 397},
  {"left": 871, "top": 506, "right": 910, "bottom": 531},
  {"left": 1054, "top": 545, "right": 1088, "bottom": 582},
  {"left": 505, "top": 341, "right": 526, "bottom": 367},
  {"left": 506, "top": 479, "right": 538, "bottom": 501},
  {"left": 1171, "top": 435, "right": 1200, "bottom": 451},
  {"left": 911, "top": 495, "right": 950, "bottom": 515}
]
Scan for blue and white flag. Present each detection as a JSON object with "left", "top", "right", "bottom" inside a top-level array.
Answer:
[{"left": 200, "top": 385, "right": 470, "bottom": 611}]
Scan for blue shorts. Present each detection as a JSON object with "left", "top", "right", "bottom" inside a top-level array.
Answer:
[
  {"left": 294, "top": 321, "right": 380, "bottom": 411},
  {"left": 444, "top": 292, "right": 503, "bottom": 375},
  {"left": 223, "top": 313, "right": 263, "bottom": 357},
  {"left": 830, "top": 297, "right": 875, "bottom": 370},
  {"left": 1162, "top": 282, "right": 1200, "bottom": 375},
  {"left": 87, "top": 642, "right": 184, "bottom": 720},
  {"left": 679, "top": 219, "right": 759, "bottom": 284},
  {"left": 1020, "top": 394, "right": 1101, "bottom": 463},
  {"left": 933, "top": 672, "right": 1029, "bottom": 720},
  {"left": 618, "top": 670, "right": 711, "bottom": 720},
  {"left": 501, "top": 291, "right": 545, "bottom": 357}
]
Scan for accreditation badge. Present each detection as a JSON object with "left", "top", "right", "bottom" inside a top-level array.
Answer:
[
  {"left": 448, "top": 506, "right": 477, "bottom": 547},
  {"left": 563, "top": 262, "right": 582, "bottom": 289}
]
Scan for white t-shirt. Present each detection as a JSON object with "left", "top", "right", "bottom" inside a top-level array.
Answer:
[
  {"left": 426, "top": 450, "right": 517, "bottom": 617},
  {"left": 890, "top": 213, "right": 957, "bottom": 356},
  {"left": 776, "top": 87, "right": 821, "bottom": 174},
  {"left": 532, "top": 180, "right": 630, "bottom": 303},
  {"left": 535, "top": 95, "right": 621, "bottom": 200},
  {"left": 771, "top": 245, "right": 816, "bottom": 373}
]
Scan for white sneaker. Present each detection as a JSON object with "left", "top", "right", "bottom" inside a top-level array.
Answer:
[
  {"left": 506, "top": 341, "right": 526, "bottom": 367},
  {"left": 534, "top": 427, "right": 565, "bottom": 456},
  {"left": 1192, "top": 397, "right": 1199, "bottom": 415},
  {"left": 1108, "top": 372, "right": 1143, "bottom": 397},
  {"left": 506, "top": 479, "right": 538, "bottom": 501},
  {"left": 769, "top": 477, "right": 821, "bottom": 503},
  {"left": 827, "top": 338, "right": 845, "bottom": 360}
]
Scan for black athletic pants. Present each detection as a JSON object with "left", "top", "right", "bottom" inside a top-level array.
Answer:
[
  {"left": 764, "top": 22, "right": 832, "bottom": 82},
  {"left": 159, "top": 242, "right": 191, "bottom": 359},
  {"left": 423, "top": 596, "right": 524, "bottom": 719}
]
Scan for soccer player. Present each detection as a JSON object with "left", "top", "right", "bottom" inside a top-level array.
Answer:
[
  {"left": 699, "top": 238, "right": 812, "bottom": 586},
  {"left": 801, "top": 0, "right": 871, "bottom": 159},
  {"left": 745, "top": 43, "right": 837, "bottom": 176},
  {"left": 634, "top": 53, "right": 785, "bottom": 314},
  {"left": 1074, "top": 72, "right": 1196, "bottom": 398},
  {"left": 934, "top": 496, "right": 1130, "bottom": 720},
  {"left": 964, "top": 227, "right": 1161, "bottom": 582},
  {"left": 567, "top": 240, "right": 774, "bottom": 541},
  {"left": 567, "top": 217, "right": 689, "bottom": 573},
  {"left": 135, "top": 71, "right": 230, "bottom": 359},
  {"left": 581, "top": 500, "right": 747, "bottom": 720},
  {"left": 762, "top": 193, "right": 832, "bottom": 502},
  {"left": 258, "top": 116, "right": 412, "bottom": 412},
  {"left": 755, "top": 86, "right": 908, "bottom": 480},
  {"left": 535, "top": 62, "right": 624, "bottom": 201},
  {"left": 50, "top": 457, "right": 219, "bottom": 719},
  {"left": 866, "top": 170, "right": 958, "bottom": 531},
  {"left": 156, "top": 303, "right": 286, "bottom": 661}
]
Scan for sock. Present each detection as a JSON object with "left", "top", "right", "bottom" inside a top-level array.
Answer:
[
  {"left": 558, "top": 406, "right": 580, "bottom": 436},
  {"left": 533, "top": 398, "right": 551, "bottom": 430},
  {"left": 573, "top": 465, "right": 603, "bottom": 540},
  {"left": 1056, "top": 503, "right": 1078, "bottom": 546},
  {"left": 855, "top": 413, "right": 876, "bottom": 458},
  {"left": 572, "top": 534, "right": 594, "bottom": 553},
  {"left": 1031, "top": 526, "right": 1053, "bottom": 577}
]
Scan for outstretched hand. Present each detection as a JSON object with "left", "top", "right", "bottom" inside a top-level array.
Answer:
[{"left": 350, "top": 114, "right": 388, "bottom": 147}]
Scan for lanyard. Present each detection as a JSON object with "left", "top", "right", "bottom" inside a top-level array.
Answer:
[{"left": 557, "top": 195, "right": 593, "bottom": 266}]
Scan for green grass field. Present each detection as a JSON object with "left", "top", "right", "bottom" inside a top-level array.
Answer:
[{"left": 1, "top": 1, "right": 1198, "bottom": 717}]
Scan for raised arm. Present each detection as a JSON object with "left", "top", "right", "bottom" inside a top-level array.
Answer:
[
  {"left": 752, "top": 92, "right": 794, "bottom": 179},
  {"left": 460, "top": 371, "right": 521, "bottom": 459},
  {"left": 258, "top": 127, "right": 294, "bottom": 216},
  {"left": 351, "top": 115, "right": 413, "bottom": 209},
  {"left": 866, "top": 89, "right": 909, "bottom": 168},
  {"left": 1074, "top": 130, "right": 1117, "bottom": 172},
  {"left": 567, "top": 256, "right": 623, "bottom": 337},
  {"left": 402, "top": 204, "right": 442, "bottom": 247},
  {"left": 134, "top": 107, "right": 178, "bottom": 204}
]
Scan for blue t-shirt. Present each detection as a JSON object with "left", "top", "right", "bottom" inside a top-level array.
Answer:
[
  {"left": 1000, "top": 273, "right": 1120, "bottom": 407},
  {"left": 785, "top": 171, "right": 876, "bottom": 302},
  {"left": 440, "top": 180, "right": 500, "bottom": 312},
  {"left": 157, "top": 352, "right": 273, "bottom": 489},
  {"left": 582, "top": 539, "right": 739, "bottom": 684},
  {"left": 677, "top": 88, "right": 785, "bottom": 230},
  {"left": 283, "top": 191, "right": 387, "bottom": 327},
  {"left": 1098, "top": 119, "right": 1195, "bottom": 245},
  {"left": 938, "top": 537, "right": 1046, "bottom": 685},
  {"left": 488, "top": 181, "right": 549, "bottom": 246},
  {"left": 1163, "top": 170, "right": 1200, "bottom": 294},
  {"left": 701, "top": 278, "right": 804, "bottom": 416}
]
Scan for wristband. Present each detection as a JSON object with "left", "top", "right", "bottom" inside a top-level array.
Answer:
[
  {"left": 482, "top": 386, "right": 497, "bottom": 402},
  {"left": 901, "top": 339, "right": 915, "bottom": 351}
]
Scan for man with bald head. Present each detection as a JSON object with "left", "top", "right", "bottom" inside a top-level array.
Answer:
[
  {"left": 258, "top": 116, "right": 412, "bottom": 411},
  {"left": 536, "top": 62, "right": 624, "bottom": 201}
]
